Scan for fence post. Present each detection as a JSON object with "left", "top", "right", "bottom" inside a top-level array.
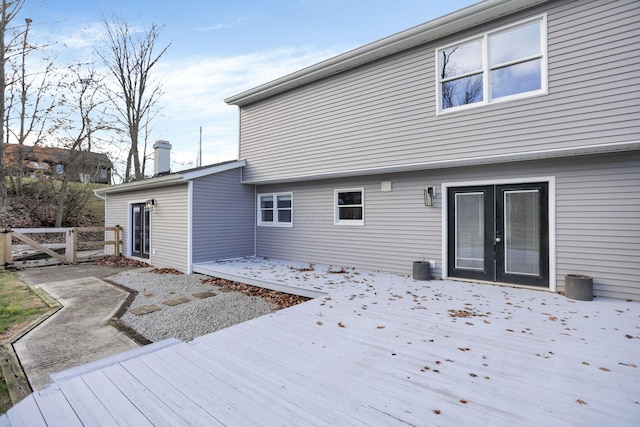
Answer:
[
  {"left": 66, "top": 228, "right": 78, "bottom": 264},
  {"left": 1, "top": 229, "right": 12, "bottom": 266},
  {"left": 114, "top": 225, "right": 121, "bottom": 257}
]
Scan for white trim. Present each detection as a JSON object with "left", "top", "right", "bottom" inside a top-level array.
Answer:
[
  {"left": 181, "top": 160, "right": 246, "bottom": 180},
  {"left": 436, "top": 14, "right": 548, "bottom": 114},
  {"left": 187, "top": 181, "right": 193, "bottom": 274},
  {"left": 126, "top": 200, "right": 148, "bottom": 258},
  {"left": 441, "top": 176, "right": 556, "bottom": 292},
  {"left": 241, "top": 141, "right": 640, "bottom": 185},
  {"left": 334, "top": 188, "right": 365, "bottom": 226},
  {"left": 257, "top": 192, "right": 293, "bottom": 227},
  {"left": 95, "top": 160, "right": 245, "bottom": 195}
]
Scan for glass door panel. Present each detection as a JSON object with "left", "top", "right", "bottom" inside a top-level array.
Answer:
[
  {"left": 503, "top": 190, "right": 540, "bottom": 276},
  {"left": 455, "top": 192, "right": 485, "bottom": 270}
]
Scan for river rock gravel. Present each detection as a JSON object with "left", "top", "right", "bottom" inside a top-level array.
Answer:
[{"left": 110, "top": 270, "right": 277, "bottom": 342}]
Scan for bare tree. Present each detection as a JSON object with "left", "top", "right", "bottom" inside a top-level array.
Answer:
[
  {"left": 97, "top": 16, "right": 170, "bottom": 181},
  {"left": 0, "top": 0, "right": 25, "bottom": 212},
  {"left": 52, "top": 68, "right": 113, "bottom": 226}
]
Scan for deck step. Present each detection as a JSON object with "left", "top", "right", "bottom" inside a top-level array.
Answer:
[{"left": 48, "top": 338, "right": 182, "bottom": 386}]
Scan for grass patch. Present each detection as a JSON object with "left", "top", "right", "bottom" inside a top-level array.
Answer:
[
  {"left": 0, "top": 271, "right": 49, "bottom": 341},
  {"left": 0, "top": 270, "right": 49, "bottom": 415}
]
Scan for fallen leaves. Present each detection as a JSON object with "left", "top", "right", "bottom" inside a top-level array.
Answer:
[
  {"left": 576, "top": 399, "right": 587, "bottom": 405},
  {"left": 150, "top": 267, "right": 183, "bottom": 275},
  {"left": 338, "top": 322, "right": 345, "bottom": 328},
  {"left": 201, "top": 277, "right": 310, "bottom": 309},
  {"left": 433, "top": 409, "right": 441, "bottom": 415},
  {"left": 92, "top": 255, "right": 150, "bottom": 267}
]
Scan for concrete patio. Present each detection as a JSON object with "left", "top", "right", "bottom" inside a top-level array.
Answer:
[{"left": 2, "top": 257, "right": 639, "bottom": 426}]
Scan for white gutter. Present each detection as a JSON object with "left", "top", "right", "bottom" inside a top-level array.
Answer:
[
  {"left": 241, "top": 141, "right": 640, "bottom": 185},
  {"left": 225, "top": 0, "right": 549, "bottom": 106},
  {"left": 94, "top": 161, "right": 246, "bottom": 196}
]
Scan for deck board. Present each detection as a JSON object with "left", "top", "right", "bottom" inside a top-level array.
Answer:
[
  {"left": 98, "top": 364, "right": 189, "bottom": 426},
  {"left": 120, "top": 356, "right": 226, "bottom": 426},
  {"left": 32, "top": 386, "right": 82, "bottom": 427},
  {"left": 6, "top": 395, "right": 46, "bottom": 427},
  {"left": 158, "top": 344, "right": 330, "bottom": 426},
  {"left": 2, "top": 258, "right": 639, "bottom": 426}
]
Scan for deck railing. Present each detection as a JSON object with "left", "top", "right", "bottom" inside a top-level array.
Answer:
[{"left": 0, "top": 226, "right": 120, "bottom": 268}]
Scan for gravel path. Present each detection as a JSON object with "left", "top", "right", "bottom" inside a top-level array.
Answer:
[{"left": 110, "top": 270, "right": 276, "bottom": 342}]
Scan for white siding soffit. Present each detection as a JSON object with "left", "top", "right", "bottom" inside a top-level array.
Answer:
[
  {"left": 95, "top": 160, "right": 246, "bottom": 195},
  {"left": 225, "top": 0, "right": 550, "bottom": 106},
  {"left": 241, "top": 141, "right": 640, "bottom": 185}
]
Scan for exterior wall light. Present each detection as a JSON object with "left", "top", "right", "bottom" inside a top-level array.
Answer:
[
  {"left": 424, "top": 187, "right": 436, "bottom": 207},
  {"left": 145, "top": 199, "right": 156, "bottom": 211}
]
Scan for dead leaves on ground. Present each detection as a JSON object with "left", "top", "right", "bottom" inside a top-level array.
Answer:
[
  {"left": 150, "top": 267, "right": 183, "bottom": 275},
  {"left": 93, "top": 255, "right": 150, "bottom": 267},
  {"left": 201, "top": 277, "right": 310, "bottom": 309}
]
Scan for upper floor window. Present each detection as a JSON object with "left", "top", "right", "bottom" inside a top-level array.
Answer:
[
  {"left": 258, "top": 193, "right": 293, "bottom": 227},
  {"left": 335, "top": 188, "right": 364, "bottom": 226},
  {"left": 437, "top": 16, "right": 547, "bottom": 113}
]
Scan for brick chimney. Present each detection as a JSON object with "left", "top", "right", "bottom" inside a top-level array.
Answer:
[{"left": 153, "top": 140, "right": 171, "bottom": 176}]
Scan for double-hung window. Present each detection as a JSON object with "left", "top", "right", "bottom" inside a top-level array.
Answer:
[
  {"left": 335, "top": 188, "right": 364, "bottom": 226},
  {"left": 258, "top": 193, "right": 293, "bottom": 226},
  {"left": 437, "top": 16, "right": 547, "bottom": 113}
]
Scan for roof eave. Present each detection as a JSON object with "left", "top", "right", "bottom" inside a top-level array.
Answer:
[
  {"left": 225, "top": 0, "right": 549, "bottom": 107},
  {"left": 241, "top": 142, "right": 640, "bottom": 185},
  {"left": 94, "top": 160, "right": 247, "bottom": 195}
]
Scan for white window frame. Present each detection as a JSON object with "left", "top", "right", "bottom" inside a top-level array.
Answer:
[
  {"left": 257, "top": 192, "right": 293, "bottom": 227},
  {"left": 436, "top": 14, "right": 548, "bottom": 114},
  {"left": 334, "top": 188, "right": 364, "bottom": 226}
]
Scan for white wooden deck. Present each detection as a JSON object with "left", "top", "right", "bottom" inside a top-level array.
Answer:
[{"left": 3, "top": 257, "right": 639, "bottom": 426}]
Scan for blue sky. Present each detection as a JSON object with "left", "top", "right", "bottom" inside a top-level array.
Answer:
[{"left": 19, "top": 0, "right": 477, "bottom": 173}]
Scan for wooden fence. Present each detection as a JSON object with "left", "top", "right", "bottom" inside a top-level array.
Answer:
[{"left": 0, "top": 226, "right": 120, "bottom": 268}]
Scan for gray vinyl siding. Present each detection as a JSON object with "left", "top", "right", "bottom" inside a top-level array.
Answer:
[
  {"left": 256, "top": 152, "right": 640, "bottom": 300},
  {"left": 239, "top": 0, "right": 640, "bottom": 183},
  {"left": 103, "top": 184, "right": 190, "bottom": 272},
  {"left": 191, "top": 168, "right": 255, "bottom": 263},
  {"left": 104, "top": 194, "right": 128, "bottom": 256}
]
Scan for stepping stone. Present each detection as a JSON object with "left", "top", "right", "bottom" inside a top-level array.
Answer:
[
  {"left": 192, "top": 291, "right": 217, "bottom": 299},
  {"left": 163, "top": 297, "right": 190, "bottom": 306},
  {"left": 130, "top": 305, "right": 161, "bottom": 316}
]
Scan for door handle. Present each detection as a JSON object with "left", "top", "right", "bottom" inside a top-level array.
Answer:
[{"left": 495, "top": 237, "right": 501, "bottom": 243}]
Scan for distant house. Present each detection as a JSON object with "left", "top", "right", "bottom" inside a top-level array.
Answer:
[
  {"left": 99, "top": 0, "right": 640, "bottom": 300},
  {"left": 3, "top": 144, "right": 113, "bottom": 184}
]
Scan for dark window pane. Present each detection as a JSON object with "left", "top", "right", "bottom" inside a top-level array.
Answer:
[
  {"left": 261, "top": 210, "right": 273, "bottom": 222},
  {"left": 278, "top": 209, "right": 292, "bottom": 223},
  {"left": 440, "top": 40, "right": 482, "bottom": 79},
  {"left": 442, "top": 74, "right": 483, "bottom": 109},
  {"left": 338, "top": 191, "right": 361, "bottom": 205},
  {"left": 339, "top": 207, "right": 362, "bottom": 220},
  {"left": 277, "top": 195, "right": 291, "bottom": 209},
  {"left": 491, "top": 58, "right": 541, "bottom": 99},
  {"left": 260, "top": 196, "right": 273, "bottom": 209}
]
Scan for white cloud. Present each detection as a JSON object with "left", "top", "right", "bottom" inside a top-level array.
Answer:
[{"left": 153, "top": 45, "right": 343, "bottom": 169}]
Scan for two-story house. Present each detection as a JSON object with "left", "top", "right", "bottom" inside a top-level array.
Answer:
[{"left": 97, "top": 0, "right": 639, "bottom": 300}]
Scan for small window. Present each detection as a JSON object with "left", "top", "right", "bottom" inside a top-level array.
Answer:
[
  {"left": 437, "top": 16, "right": 546, "bottom": 113},
  {"left": 55, "top": 164, "right": 64, "bottom": 175},
  {"left": 335, "top": 188, "right": 364, "bottom": 226},
  {"left": 258, "top": 193, "right": 293, "bottom": 227}
]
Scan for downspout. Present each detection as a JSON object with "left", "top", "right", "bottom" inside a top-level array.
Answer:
[{"left": 93, "top": 189, "right": 106, "bottom": 201}]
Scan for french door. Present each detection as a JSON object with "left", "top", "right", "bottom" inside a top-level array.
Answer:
[
  {"left": 131, "top": 203, "right": 150, "bottom": 259},
  {"left": 447, "top": 183, "right": 549, "bottom": 287}
]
